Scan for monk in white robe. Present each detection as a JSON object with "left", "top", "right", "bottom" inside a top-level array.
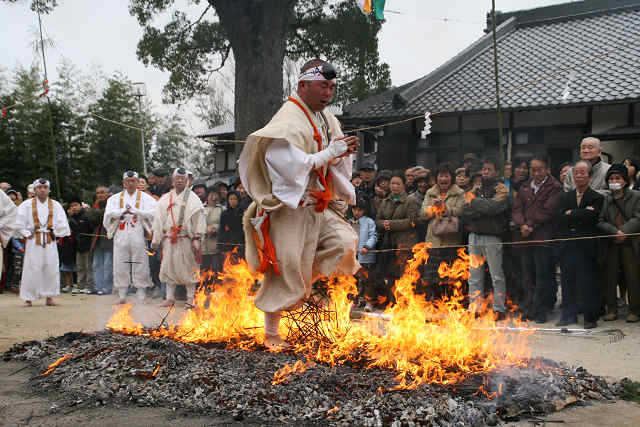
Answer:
[
  {"left": 104, "top": 171, "right": 157, "bottom": 303},
  {"left": 151, "top": 168, "right": 205, "bottom": 306},
  {"left": 16, "top": 179, "right": 70, "bottom": 306},
  {"left": 239, "top": 60, "right": 360, "bottom": 347},
  {"left": 0, "top": 189, "right": 18, "bottom": 273}
]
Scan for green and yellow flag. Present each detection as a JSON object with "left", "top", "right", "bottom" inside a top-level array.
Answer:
[{"left": 357, "top": 0, "right": 386, "bottom": 20}]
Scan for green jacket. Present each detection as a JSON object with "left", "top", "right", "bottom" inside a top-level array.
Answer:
[
  {"left": 461, "top": 179, "right": 510, "bottom": 236},
  {"left": 375, "top": 192, "right": 419, "bottom": 249}
]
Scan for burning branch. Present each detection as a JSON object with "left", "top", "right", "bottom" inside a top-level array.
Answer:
[
  {"left": 41, "top": 354, "right": 72, "bottom": 376},
  {"left": 272, "top": 359, "right": 316, "bottom": 385}
]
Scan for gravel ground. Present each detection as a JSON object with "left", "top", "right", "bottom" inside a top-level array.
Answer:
[{"left": 1, "top": 292, "right": 639, "bottom": 425}]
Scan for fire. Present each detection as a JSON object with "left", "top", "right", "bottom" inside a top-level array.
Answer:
[
  {"left": 106, "top": 242, "right": 534, "bottom": 390},
  {"left": 105, "top": 303, "right": 143, "bottom": 335},
  {"left": 272, "top": 359, "right": 316, "bottom": 385},
  {"left": 426, "top": 202, "right": 446, "bottom": 218},
  {"left": 464, "top": 191, "right": 476, "bottom": 204},
  {"left": 41, "top": 354, "right": 72, "bottom": 376}
]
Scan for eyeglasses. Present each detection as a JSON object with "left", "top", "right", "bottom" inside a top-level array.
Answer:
[{"left": 300, "top": 63, "right": 338, "bottom": 80}]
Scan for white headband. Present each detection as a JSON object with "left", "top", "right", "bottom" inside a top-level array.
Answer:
[
  {"left": 122, "top": 171, "right": 139, "bottom": 180},
  {"left": 173, "top": 168, "right": 188, "bottom": 177},
  {"left": 32, "top": 179, "right": 50, "bottom": 188},
  {"left": 299, "top": 67, "right": 337, "bottom": 83}
]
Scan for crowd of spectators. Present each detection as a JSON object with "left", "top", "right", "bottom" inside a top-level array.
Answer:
[
  {"left": 2, "top": 136, "right": 640, "bottom": 330},
  {"left": 349, "top": 137, "right": 640, "bottom": 329}
]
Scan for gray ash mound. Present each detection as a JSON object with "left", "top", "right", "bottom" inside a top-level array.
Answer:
[{"left": 3, "top": 331, "right": 619, "bottom": 426}]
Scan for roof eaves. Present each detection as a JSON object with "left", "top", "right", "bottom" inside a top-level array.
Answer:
[
  {"left": 402, "top": 17, "right": 517, "bottom": 105},
  {"left": 493, "top": 0, "right": 640, "bottom": 28}
]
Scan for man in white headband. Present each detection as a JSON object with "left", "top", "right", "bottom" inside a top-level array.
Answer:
[
  {"left": 104, "top": 170, "right": 158, "bottom": 303},
  {"left": 238, "top": 58, "right": 360, "bottom": 348},
  {"left": 151, "top": 167, "right": 205, "bottom": 306},
  {"left": 15, "top": 179, "right": 70, "bottom": 307}
]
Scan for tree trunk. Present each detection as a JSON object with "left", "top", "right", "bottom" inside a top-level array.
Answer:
[{"left": 213, "top": 0, "right": 296, "bottom": 158}]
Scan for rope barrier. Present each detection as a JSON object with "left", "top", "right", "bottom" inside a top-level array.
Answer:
[
  {"left": 366, "top": 232, "right": 640, "bottom": 254},
  {"left": 75, "top": 231, "right": 640, "bottom": 253}
]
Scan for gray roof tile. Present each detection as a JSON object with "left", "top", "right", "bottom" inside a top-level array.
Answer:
[{"left": 344, "top": 7, "right": 640, "bottom": 120}]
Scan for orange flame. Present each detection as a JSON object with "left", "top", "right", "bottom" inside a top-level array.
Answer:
[
  {"left": 426, "top": 202, "right": 446, "bottom": 218},
  {"left": 272, "top": 359, "right": 316, "bottom": 385},
  {"left": 41, "top": 354, "right": 72, "bottom": 376},
  {"left": 106, "top": 242, "right": 534, "bottom": 390},
  {"left": 464, "top": 191, "right": 476, "bottom": 204}
]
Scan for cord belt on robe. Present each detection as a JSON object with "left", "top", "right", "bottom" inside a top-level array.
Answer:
[
  {"left": 32, "top": 198, "right": 54, "bottom": 247},
  {"left": 118, "top": 189, "right": 142, "bottom": 230},
  {"left": 166, "top": 189, "right": 190, "bottom": 244},
  {"left": 253, "top": 97, "right": 334, "bottom": 276}
]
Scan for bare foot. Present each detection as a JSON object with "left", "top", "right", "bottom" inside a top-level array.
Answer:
[
  {"left": 160, "top": 299, "right": 175, "bottom": 307},
  {"left": 265, "top": 334, "right": 291, "bottom": 351},
  {"left": 23, "top": 301, "right": 32, "bottom": 308},
  {"left": 45, "top": 298, "right": 57, "bottom": 306}
]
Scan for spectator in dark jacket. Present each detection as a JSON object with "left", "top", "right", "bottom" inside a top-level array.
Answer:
[
  {"left": 87, "top": 186, "right": 114, "bottom": 295},
  {"left": 356, "top": 161, "right": 377, "bottom": 212},
  {"left": 59, "top": 204, "right": 77, "bottom": 293},
  {"left": 556, "top": 160, "right": 603, "bottom": 328},
  {"left": 68, "top": 197, "right": 95, "bottom": 293},
  {"left": 461, "top": 158, "right": 510, "bottom": 319},
  {"left": 511, "top": 156, "right": 562, "bottom": 322},
  {"left": 219, "top": 190, "right": 245, "bottom": 260},
  {"left": 597, "top": 164, "right": 640, "bottom": 322}
]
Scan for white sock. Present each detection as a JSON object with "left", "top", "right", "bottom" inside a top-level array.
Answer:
[
  {"left": 264, "top": 311, "right": 282, "bottom": 337},
  {"left": 137, "top": 287, "right": 146, "bottom": 300},
  {"left": 117, "top": 287, "right": 127, "bottom": 299},
  {"left": 166, "top": 284, "right": 176, "bottom": 300}
]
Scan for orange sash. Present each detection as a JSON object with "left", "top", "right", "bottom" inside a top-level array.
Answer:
[{"left": 254, "top": 98, "right": 336, "bottom": 276}]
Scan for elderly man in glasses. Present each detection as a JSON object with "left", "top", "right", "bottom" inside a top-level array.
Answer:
[
  {"left": 239, "top": 58, "right": 361, "bottom": 348},
  {"left": 104, "top": 171, "right": 158, "bottom": 303},
  {"left": 151, "top": 167, "right": 205, "bottom": 307},
  {"left": 15, "top": 179, "right": 70, "bottom": 307}
]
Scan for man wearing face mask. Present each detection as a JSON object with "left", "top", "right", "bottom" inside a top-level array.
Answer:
[
  {"left": 597, "top": 164, "right": 640, "bottom": 323},
  {"left": 564, "top": 137, "right": 610, "bottom": 195}
]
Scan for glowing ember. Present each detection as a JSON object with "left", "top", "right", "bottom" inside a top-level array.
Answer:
[
  {"left": 41, "top": 354, "right": 72, "bottom": 376},
  {"left": 106, "top": 243, "right": 533, "bottom": 389},
  {"left": 272, "top": 359, "right": 316, "bottom": 385}
]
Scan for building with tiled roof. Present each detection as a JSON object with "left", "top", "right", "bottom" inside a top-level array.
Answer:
[{"left": 342, "top": 0, "right": 640, "bottom": 172}]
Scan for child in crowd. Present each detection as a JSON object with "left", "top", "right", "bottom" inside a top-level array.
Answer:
[{"left": 351, "top": 198, "right": 378, "bottom": 311}]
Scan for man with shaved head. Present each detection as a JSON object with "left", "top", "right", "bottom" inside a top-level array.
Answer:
[{"left": 563, "top": 137, "right": 611, "bottom": 195}]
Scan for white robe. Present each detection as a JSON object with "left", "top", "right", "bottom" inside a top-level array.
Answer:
[
  {"left": 0, "top": 190, "right": 18, "bottom": 271},
  {"left": 265, "top": 140, "right": 355, "bottom": 209},
  {"left": 104, "top": 190, "right": 157, "bottom": 290},
  {"left": 16, "top": 197, "right": 70, "bottom": 301},
  {"left": 152, "top": 189, "right": 205, "bottom": 287}
]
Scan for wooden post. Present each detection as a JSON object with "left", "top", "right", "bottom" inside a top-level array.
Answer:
[{"left": 491, "top": 0, "right": 505, "bottom": 172}]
